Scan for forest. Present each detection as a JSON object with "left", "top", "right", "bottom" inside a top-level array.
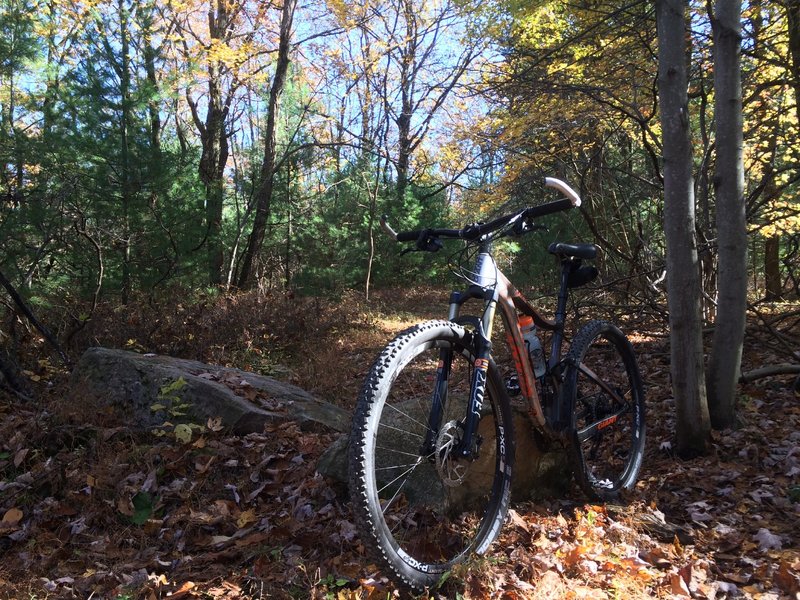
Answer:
[{"left": 0, "top": 0, "right": 799, "bottom": 597}]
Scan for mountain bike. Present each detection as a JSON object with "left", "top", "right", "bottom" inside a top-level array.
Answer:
[{"left": 348, "top": 178, "right": 645, "bottom": 590}]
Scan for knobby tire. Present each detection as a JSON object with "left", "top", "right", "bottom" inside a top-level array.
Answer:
[
  {"left": 563, "top": 320, "right": 646, "bottom": 501},
  {"left": 348, "top": 320, "right": 514, "bottom": 591}
]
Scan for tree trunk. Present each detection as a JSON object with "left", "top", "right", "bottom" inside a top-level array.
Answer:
[
  {"left": 284, "top": 159, "right": 292, "bottom": 290},
  {"left": 237, "top": 0, "right": 298, "bottom": 289},
  {"left": 706, "top": 0, "right": 747, "bottom": 431},
  {"left": 788, "top": 1, "right": 800, "bottom": 125},
  {"left": 764, "top": 236, "right": 782, "bottom": 300},
  {"left": 142, "top": 2, "right": 162, "bottom": 160},
  {"left": 395, "top": 0, "right": 416, "bottom": 204},
  {"left": 185, "top": 0, "right": 232, "bottom": 287},
  {"left": 656, "top": 0, "right": 710, "bottom": 457},
  {"left": 119, "top": 0, "right": 133, "bottom": 304},
  {"left": 202, "top": 32, "right": 228, "bottom": 287}
]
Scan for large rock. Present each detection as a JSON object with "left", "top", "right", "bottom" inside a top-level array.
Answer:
[
  {"left": 317, "top": 402, "right": 570, "bottom": 502},
  {"left": 70, "top": 347, "right": 570, "bottom": 502},
  {"left": 69, "top": 347, "right": 350, "bottom": 435}
]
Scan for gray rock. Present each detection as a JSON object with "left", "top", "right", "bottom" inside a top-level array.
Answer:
[
  {"left": 69, "top": 347, "right": 350, "bottom": 435},
  {"left": 317, "top": 401, "right": 570, "bottom": 502}
]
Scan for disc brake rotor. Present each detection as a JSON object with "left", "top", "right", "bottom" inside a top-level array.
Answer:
[{"left": 435, "top": 420, "right": 469, "bottom": 487}]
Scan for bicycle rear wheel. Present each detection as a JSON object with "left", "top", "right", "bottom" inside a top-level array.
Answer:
[
  {"left": 562, "top": 320, "right": 645, "bottom": 501},
  {"left": 349, "top": 320, "right": 514, "bottom": 590}
]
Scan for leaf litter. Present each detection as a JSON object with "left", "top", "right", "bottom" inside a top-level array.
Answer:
[{"left": 1, "top": 290, "right": 799, "bottom": 598}]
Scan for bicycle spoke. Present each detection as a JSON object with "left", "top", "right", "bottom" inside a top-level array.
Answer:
[
  {"left": 377, "top": 420, "right": 426, "bottom": 439},
  {"left": 384, "top": 402, "right": 433, "bottom": 431},
  {"left": 379, "top": 457, "right": 424, "bottom": 512},
  {"left": 349, "top": 323, "right": 512, "bottom": 587}
]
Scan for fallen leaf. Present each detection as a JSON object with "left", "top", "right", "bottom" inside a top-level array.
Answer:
[
  {"left": 168, "top": 581, "right": 196, "bottom": 599},
  {"left": 236, "top": 509, "right": 257, "bottom": 528},
  {"left": 175, "top": 424, "right": 193, "bottom": 444},
  {"left": 211, "top": 535, "right": 232, "bottom": 545},
  {"left": 754, "top": 527, "right": 782, "bottom": 551},
  {"left": 775, "top": 560, "right": 800, "bottom": 595},
  {"left": 508, "top": 509, "right": 530, "bottom": 533},
  {"left": 13, "top": 448, "right": 28, "bottom": 468},
  {"left": 719, "top": 570, "right": 751, "bottom": 584},
  {"left": 669, "top": 571, "right": 691, "bottom": 597},
  {"left": 1, "top": 508, "right": 23, "bottom": 527},
  {"left": 130, "top": 492, "right": 154, "bottom": 525}
]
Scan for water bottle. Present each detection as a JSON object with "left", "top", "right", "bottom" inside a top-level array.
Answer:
[{"left": 519, "top": 315, "right": 546, "bottom": 378}]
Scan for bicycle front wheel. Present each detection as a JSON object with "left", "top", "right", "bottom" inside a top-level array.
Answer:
[
  {"left": 563, "top": 320, "right": 645, "bottom": 501},
  {"left": 348, "top": 320, "right": 514, "bottom": 591}
]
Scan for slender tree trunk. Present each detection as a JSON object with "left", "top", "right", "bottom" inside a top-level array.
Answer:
[
  {"left": 11, "top": 71, "right": 23, "bottom": 197},
  {"left": 119, "top": 0, "right": 133, "bottom": 304},
  {"left": 202, "top": 52, "right": 228, "bottom": 286},
  {"left": 757, "top": 5, "right": 783, "bottom": 302},
  {"left": 788, "top": 1, "right": 800, "bottom": 125},
  {"left": 184, "top": 0, "right": 231, "bottom": 287},
  {"left": 707, "top": 0, "right": 746, "bottom": 431},
  {"left": 697, "top": 76, "right": 717, "bottom": 322},
  {"left": 142, "top": 3, "right": 162, "bottom": 160},
  {"left": 284, "top": 160, "right": 292, "bottom": 290},
  {"left": 395, "top": 0, "right": 416, "bottom": 204},
  {"left": 656, "top": 0, "right": 710, "bottom": 457},
  {"left": 764, "top": 236, "right": 782, "bottom": 299},
  {"left": 41, "top": 0, "right": 58, "bottom": 144},
  {"left": 237, "top": 0, "right": 297, "bottom": 289}
]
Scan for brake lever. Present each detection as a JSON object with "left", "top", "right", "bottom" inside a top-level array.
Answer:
[
  {"left": 398, "top": 233, "right": 443, "bottom": 255},
  {"left": 415, "top": 232, "right": 443, "bottom": 253},
  {"left": 509, "top": 219, "right": 549, "bottom": 237}
]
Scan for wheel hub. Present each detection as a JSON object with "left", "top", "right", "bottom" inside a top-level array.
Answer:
[{"left": 435, "top": 420, "right": 469, "bottom": 487}]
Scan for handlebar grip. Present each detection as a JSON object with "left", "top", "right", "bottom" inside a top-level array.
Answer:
[
  {"left": 381, "top": 214, "right": 425, "bottom": 242},
  {"left": 544, "top": 177, "right": 582, "bottom": 207},
  {"left": 524, "top": 198, "right": 574, "bottom": 220},
  {"left": 397, "top": 230, "right": 422, "bottom": 242}
]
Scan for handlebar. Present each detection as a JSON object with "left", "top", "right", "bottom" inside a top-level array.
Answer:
[
  {"left": 544, "top": 177, "right": 581, "bottom": 207},
  {"left": 381, "top": 176, "right": 582, "bottom": 245}
]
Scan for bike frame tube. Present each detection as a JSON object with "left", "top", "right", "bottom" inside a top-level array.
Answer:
[
  {"left": 447, "top": 246, "right": 558, "bottom": 431},
  {"left": 493, "top": 269, "right": 549, "bottom": 428}
]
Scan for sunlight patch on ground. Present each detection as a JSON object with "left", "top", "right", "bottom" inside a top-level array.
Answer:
[{"left": 375, "top": 315, "right": 423, "bottom": 333}]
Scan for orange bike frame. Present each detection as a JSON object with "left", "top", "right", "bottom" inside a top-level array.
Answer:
[{"left": 448, "top": 250, "right": 560, "bottom": 430}]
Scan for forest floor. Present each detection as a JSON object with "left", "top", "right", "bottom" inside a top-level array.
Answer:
[{"left": 0, "top": 287, "right": 799, "bottom": 599}]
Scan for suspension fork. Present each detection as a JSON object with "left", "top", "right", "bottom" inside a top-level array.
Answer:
[
  {"left": 422, "top": 282, "right": 497, "bottom": 460},
  {"left": 424, "top": 245, "right": 500, "bottom": 461},
  {"left": 457, "top": 329, "right": 493, "bottom": 459},
  {"left": 421, "top": 346, "right": 452, "bottom": 456}
]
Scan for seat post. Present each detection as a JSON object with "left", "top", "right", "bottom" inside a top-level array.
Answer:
[
  {"left": 555, "top": 259, "right": 573, "bottom": 328},
  {"left": 548, "top": 258, "right": 573, "bottom": 370}
]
